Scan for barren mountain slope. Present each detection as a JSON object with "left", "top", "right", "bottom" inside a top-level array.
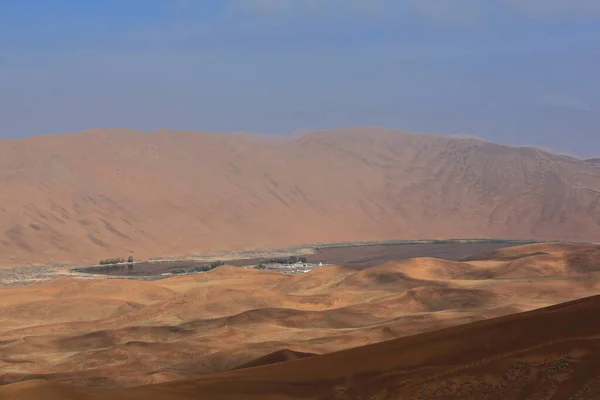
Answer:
[
  {"left": 587, "top": 157, "right": 600, "bottom": 165},
  {"left": 1, "top": 127, "right": 599, "bottom": 266},
  {"left": 1, "top": 243, "right": 600, "bottom": 389}
]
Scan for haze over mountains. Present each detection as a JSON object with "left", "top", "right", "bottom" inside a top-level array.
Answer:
[{"left": 1, "top": 127, "right": 599, "bottom": 267}]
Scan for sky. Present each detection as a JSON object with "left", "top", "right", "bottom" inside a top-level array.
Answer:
[{"left": 0, "top": 1, "right": 599, "bottom": 156}]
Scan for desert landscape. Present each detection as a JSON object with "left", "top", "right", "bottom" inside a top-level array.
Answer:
[
  {"left": 6, "top": 291, "right": 600, "bottom": 400},
  {"left": 2, "top": 129, "right": 600, "bottom": 399},
  {"left": 3, "top": 1, "right": 600, "bottom": 397},
  {"left": 1, "top": 128, "right": 599, "bottom": 268},
  {"left": 2, "top": 242, "right": 600, "bottom": 399}
]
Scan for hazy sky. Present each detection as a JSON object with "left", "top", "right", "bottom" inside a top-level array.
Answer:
[{"left": 1, "top": 1, "right": 599, "bottom": 155}]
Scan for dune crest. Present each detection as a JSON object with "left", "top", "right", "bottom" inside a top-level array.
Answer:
[
  {"left": 4, "top": 294, "right": 600, "bottom": 399},
  {"left": 0, "top": 243, "right": 600, "bottom": 390}
]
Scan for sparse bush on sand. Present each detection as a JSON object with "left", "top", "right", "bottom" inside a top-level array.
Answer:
[
  {"left": 262, "top": 256, "right": 308, "bottom": 265},
  {"left": 170, "top": 261, "right": 225, "bottom": 275},
  {"left": 99, "top": 257, "right": 125, "bottom": 265},
  {"left": 188, "top": 265, "right": 211, "bottom": 273},
  {"left": 171, "top": 268, "right": 186, "bottom": 275}
]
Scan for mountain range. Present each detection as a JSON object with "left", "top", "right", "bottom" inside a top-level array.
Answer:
[{"left": 1, "top": 127, "right": 599, "bottom": 267}]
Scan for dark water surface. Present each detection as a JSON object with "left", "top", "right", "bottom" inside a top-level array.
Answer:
[{"left": 76, "top": 241, "right": 533, "bottom": 277}]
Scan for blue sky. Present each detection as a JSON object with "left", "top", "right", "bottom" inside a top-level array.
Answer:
[{"left": 1, "top": 1, "right": 599, "bottom": 155}]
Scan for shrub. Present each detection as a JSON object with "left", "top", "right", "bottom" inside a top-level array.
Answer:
[
  {"left": 263, "top": 256, "right": 307, "bottom": 265},
  {"left": 171, "top": 268, "right": 187, "bottom": 275},
  {"left": 127, "top": 256, "right": 134, "bottom": 263},
  {"left": 99, "top": 257, "right": 125, "bottom": 265},
  {"left": 185, "top": 262, "right": 223, "bottom": 274},
  {"left": 188, "top": 265, "right": 211, "bottom": 273},
  {"left": 263, "top": 257, "right": 285, "bottom": 264}
]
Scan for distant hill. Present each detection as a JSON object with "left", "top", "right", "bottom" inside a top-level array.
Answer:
[
  {"left": 1, "top": 127, "right": 599, "bottom": 266},
  {"left": 586, "top": 157, "right": 600, "bottom": 165}
]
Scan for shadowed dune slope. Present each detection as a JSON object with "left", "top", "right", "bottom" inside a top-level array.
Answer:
[
  {"left": 4, "top": 295, "right": 600, "bottom": 399},
  {"left": 461, "top": 242, "right": 600, "bottom": 261},
  {"left": 1, "top": 127, "right": 600, "bottom": 267},
  {"left": 231, "top": 349, "right": 317, "bottom": 370},
  {"left": 1, "top": 243, "right": 600, "bottom": 390}
]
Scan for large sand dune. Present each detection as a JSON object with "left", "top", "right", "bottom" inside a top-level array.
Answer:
[
  {"left": 1, "top": 242, "right": 600, "bottom": 392},
  {"left": 1, "top": 127, "right": 600, "bottom": 267},
  {"left": 4, "top": 272, "right": 600, "bottom": 398}
]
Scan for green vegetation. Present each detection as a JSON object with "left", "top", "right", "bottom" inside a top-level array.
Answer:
[
  {"left": 99, "top": 257, "right": 125, "bottom": 265},
  {"left": 171, "top": 268, "right": 187, "bottom": 275},
  {"left": 169, "top": 261, "right": 225, "bottom": 275},
  {"left": 99, "top": 256, "right": 136, "bottom": 265},
  {"left": 263, "top": 256, "right": 308, "bottom": 265},
  {"left": 188, "top": 265, "right": 212, "bottom": 273}
]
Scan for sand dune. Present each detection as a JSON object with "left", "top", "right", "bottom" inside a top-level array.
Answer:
[
  {"left": 1, "top": 127, "right": 600, "bottom": 267},
  {"left": 1, "top": 242, "right": 600, "bottom": 391},
  {"left": 5, "top": 294, "right": 600, "bottom": 399},
  {"left": 232, "top": 349, "right": 317, "bottom": 370},
  {"left": 462, "top": 242, "right": 600, "bottom": 261}
]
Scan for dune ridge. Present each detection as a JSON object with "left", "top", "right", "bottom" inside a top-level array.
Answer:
[
  {"left": 4, "top": 293, "right": 600, "bottom": 399},
  {"left": 0, "top": 243, "right": 599, "bottom": 390}
]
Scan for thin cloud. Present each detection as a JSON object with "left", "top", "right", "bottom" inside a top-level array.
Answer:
[
  {"left": 227, "top": 0, "right": 489, "bottom": 25},
  {"left": 403, "top": 0, "right": 488, "bottom": 26},
  {"left": 512, "top": 0, "right": 600, "bottom": 18},
  {"left": 228, "top": 0, "right": 600, "bottom": 22},
  {"left": 228, "top": 0, "right": 308, "bottom": 16},
  {"left": 542, "top": 93, "right": 592, "bottom": 112},
  {"left": 226, "top": 0, "right": 400, "bottom": 24}
]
